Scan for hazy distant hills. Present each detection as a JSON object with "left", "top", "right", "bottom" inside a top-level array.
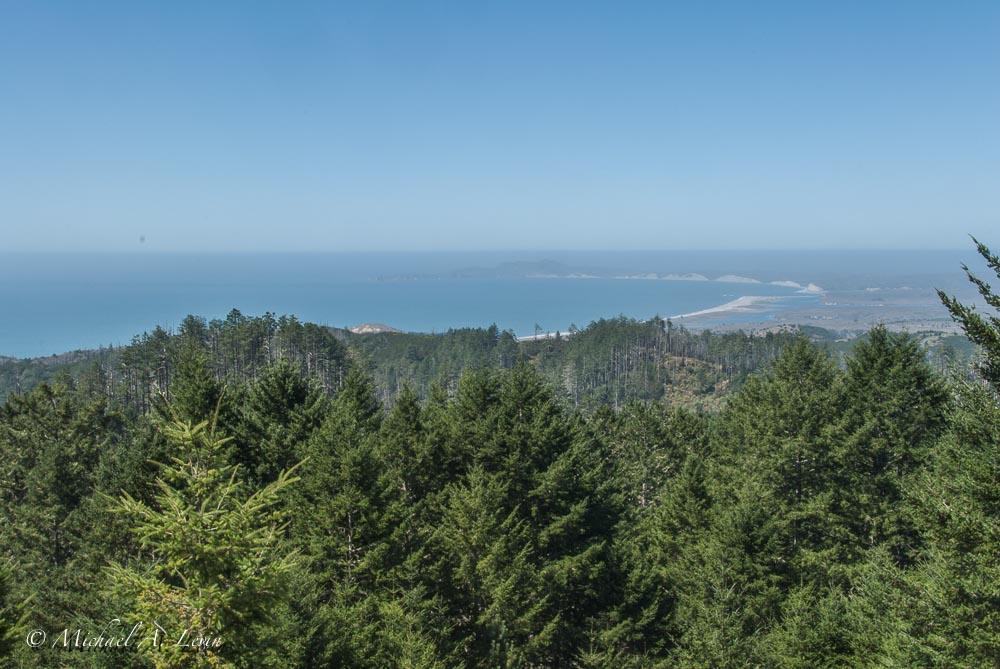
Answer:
[
  {"left": 380, "top": 259, "right": 775, "bottom": 283},
  {"left": 376, "top": 256, "right": 977, "bottom": 294},
  {"left": 379, "top": 259, "right": 592, "bottom": 281},
  {"left": 452, "top": 260, "right": 587, "bottom": 279}
]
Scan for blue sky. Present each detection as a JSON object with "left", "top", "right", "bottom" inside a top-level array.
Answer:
[{"left": 1, "top": 1, "right": 997, "bottom": 251}]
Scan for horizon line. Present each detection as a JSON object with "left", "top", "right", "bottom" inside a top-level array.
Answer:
[{"left": 0, "top": 247, "right": 976, "bottom": 255}]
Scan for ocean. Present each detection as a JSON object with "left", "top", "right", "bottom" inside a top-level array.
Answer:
[{"left": 0, "top": 250, "right": 974, "bottom": 359}]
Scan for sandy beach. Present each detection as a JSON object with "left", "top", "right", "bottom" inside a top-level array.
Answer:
[
  {"left": 670, "top": 295, "right": 782, "bottom": 320},
  {"left": 517, "top": 294, "right": 786, "bottom": 341}
]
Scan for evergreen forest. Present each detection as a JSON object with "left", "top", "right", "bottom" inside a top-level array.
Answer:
[{"left": 1, "top": 241, "right": 999, "bottom": 668}]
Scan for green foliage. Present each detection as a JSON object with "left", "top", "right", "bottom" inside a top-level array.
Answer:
[
  {"left": 164, "top": 338, "right": 226, "bottom": 423},
  {"left": 716, "top": 339, "right": 845, "bottom": 580},
  {"left": 0, "top": 561, "right": 27, "bottom": 667},
  {"left": 899, "top": 381, "right": 1000, "bottom": 667},
  {"left": 106, "top": 417, "right": 301, "bottom": 668},
  {"left": 938, "top": 237, "right": 1000, "bottom": 387},
  {"left": 347, "top": 315, "right": 807, "bottom": 410},
  {"left": 834, "top": 326, "right": 948, "bottom": 564},
  {"left": 234, "top": 359, "right": 327, "bottom": 487},
  {"left": 0, "top": 311, "right": 350, "bottom": 414},
  {"left": 3, "top": 243, "right": 1000, "bottom": 667},
  {"left": 0, "top": 381, "right": 129, "bottom": 669},
  {"left": 0, "top": 345, "right": 990, "bottom": 667},
  {"left": 288, "top": 368, "right": 393, "bottom": 665}
]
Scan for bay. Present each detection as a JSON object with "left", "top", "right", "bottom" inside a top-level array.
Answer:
[{"left": 0, "top": 252, "right": 815, "bottom": 358}]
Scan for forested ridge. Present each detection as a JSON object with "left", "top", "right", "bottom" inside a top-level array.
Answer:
[
  {"left": 0, "top": 313, "right": 807, "bottom": 413},
  {"left": 0, "top": 312, "right": 969, "bottom": 413},
  {"left": 1, "top": 243, "right": 999, "bottom": 667}
]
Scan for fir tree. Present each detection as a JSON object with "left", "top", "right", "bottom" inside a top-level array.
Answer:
[
  {"left": 0, "top": 561, "right": 27, "bottom": 668},
  {"left": 901, "top": 380, "right": 1000, "bottom": 666},
  {"left": 938, "top": 237, "right": 1000, "bottom": 387},
  {"left": 288, "top": 368, "right": 391, "bottom": 666},
  {"left": 235, "top": 359, "right": 327, "bottom": 487},
  {"left": 834, "top": 326, "right": 948, "bottom": 564},
  {"left": 163, "top": 338, "right": 225, "bottom": 424},
  {"left": 717, "top": 338, "right": 844, "bottom": 579},
  {"left": 106, "top": 416, "right": 301, "bottom": 668}
]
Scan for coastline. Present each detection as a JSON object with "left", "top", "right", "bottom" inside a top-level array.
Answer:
[
  {"left": 670, "top": 295, "right": 782, "bottom": 320},
  {"left": 518, "top": 294, "right": 790, "bottom": 342}
]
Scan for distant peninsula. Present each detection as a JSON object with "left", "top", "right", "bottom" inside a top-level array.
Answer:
[{"left": 376, "top": 260, "right": 824, "bottom": 292}]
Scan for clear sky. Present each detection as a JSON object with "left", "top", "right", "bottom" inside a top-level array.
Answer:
[{"left": 1, "top": 1, "right": 997, "bottom": 252}]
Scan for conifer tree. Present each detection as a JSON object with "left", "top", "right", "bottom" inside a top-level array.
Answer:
[
  {"left": 0, "top": 382, "right": 126, "bottom": 668},
  {"left": 235, "top": 359, "right": 327, "bottom": 487},
  {"left": 886, "top": 237, "right": 1000, "bottom": 665},
  {"left": 596, "top": 451, "right": 712, "bottom": 666},
  {"left": 901, "top": 379, "right": 1000, "bottom": 665},
  {"left": 425, "top": 466, "right": 539, "bottom": 666},
  {"left": 377, "top": 383, "right": 438, "bottom": 579},
  {"left": 761, "top": 583, "right": 861, "bottom": 667},
  {"left": 0, "top": 562, "right": 26, "bottom": 667},
  {"left": 717, "top": 338, "right": 844, "bottom": 578},
  {"left": 418, "top": 365, "right": 618, "bottom": 665},
  {"left": 938, "top": 237, "right": 1000, "bottom": 387},
  {"left": 599, "top": 402, "right": 705, "bottom": 512},
  {"left": 106, "top": 417, "right": 301, "bottom": 668},
  {"left": 670, "top": 473, "right": 788, "bottom": 667},
  {"left": 164, "top": 338, "right": 226, "bottom": 424},
  {"left": 288, "top": 367, "right": 391, "bottom": 665},
  {"left": 835, "top": 326, "right": 948, "bottom": 564},
  {"left": 378, "top": 383, "right": 424, "bottom": 504}
]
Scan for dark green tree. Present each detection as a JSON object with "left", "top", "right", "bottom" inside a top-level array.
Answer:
[
  {"left": 0, "top": 561, "right": 27, "bottom": 668},
  {"left": 0, "top": 382, "right": 127, "bottom": 669},
  {"left": 288, "top": 368, "right": 391, "bottom": 666},
  {"left": 834, "top": 326, "right": 948, "bottom": 564},
  {"left": 162, "top": 338, "right": 225, "bottom": 424},
  {"left": 880, "top": 237, "right": 1000, "bottom": 665},
  {"left": 938, "top": 237, "right": 1000, "bottom": 387},
  {"left": 717, "top": 338, "right": 844, "bottom": 577},
  {"left": 235, "top": 359, "right": 327, "bottom": 487},
  {"left": 670, "top": 473, "right": 787, "bottom": 667},
  {"left": 594, "top": 451, "right": 712, "bottom": 666},
  {"left": 419, "top": 365, "right": 618, "bottom": 666}
]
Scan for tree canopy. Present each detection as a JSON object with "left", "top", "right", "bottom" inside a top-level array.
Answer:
[{"left": 2, "top": 241, "right": 999, "bottom": 667}]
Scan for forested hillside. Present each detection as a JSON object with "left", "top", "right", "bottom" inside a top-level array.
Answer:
[
  {"left": 352, "top": 317, "right": 817, "bottom": 410},
  {"left": 0, "top": 311, "right": 970, "bottom": 414},
  {"left": 0, "top": 314, "right": 810, "bottom": 413},
  {"left": 1, "top": 243, "right": 999, "bottom": 667}
]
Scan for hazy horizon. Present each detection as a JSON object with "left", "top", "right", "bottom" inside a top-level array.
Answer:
[
  {"left": 1, "top": 248, "right": 983, "bottom": 359},
  {"left": 0, "top": 245, "right": 980, "bottom": 254}
]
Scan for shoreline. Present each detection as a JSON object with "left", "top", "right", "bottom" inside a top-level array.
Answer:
[
  {"left": 670, "top": 295, "right": 782, "bottom": 320},
  {"left": 518, "top": 294, "right": 789, "bottom": 341}
]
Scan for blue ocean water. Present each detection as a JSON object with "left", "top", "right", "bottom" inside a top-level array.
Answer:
[
  {"left": 0, "top": 252, "right": 827, "bottom": 358},
  {"left": 0, "top": 249, "right": 973, "bottom": 359}
]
